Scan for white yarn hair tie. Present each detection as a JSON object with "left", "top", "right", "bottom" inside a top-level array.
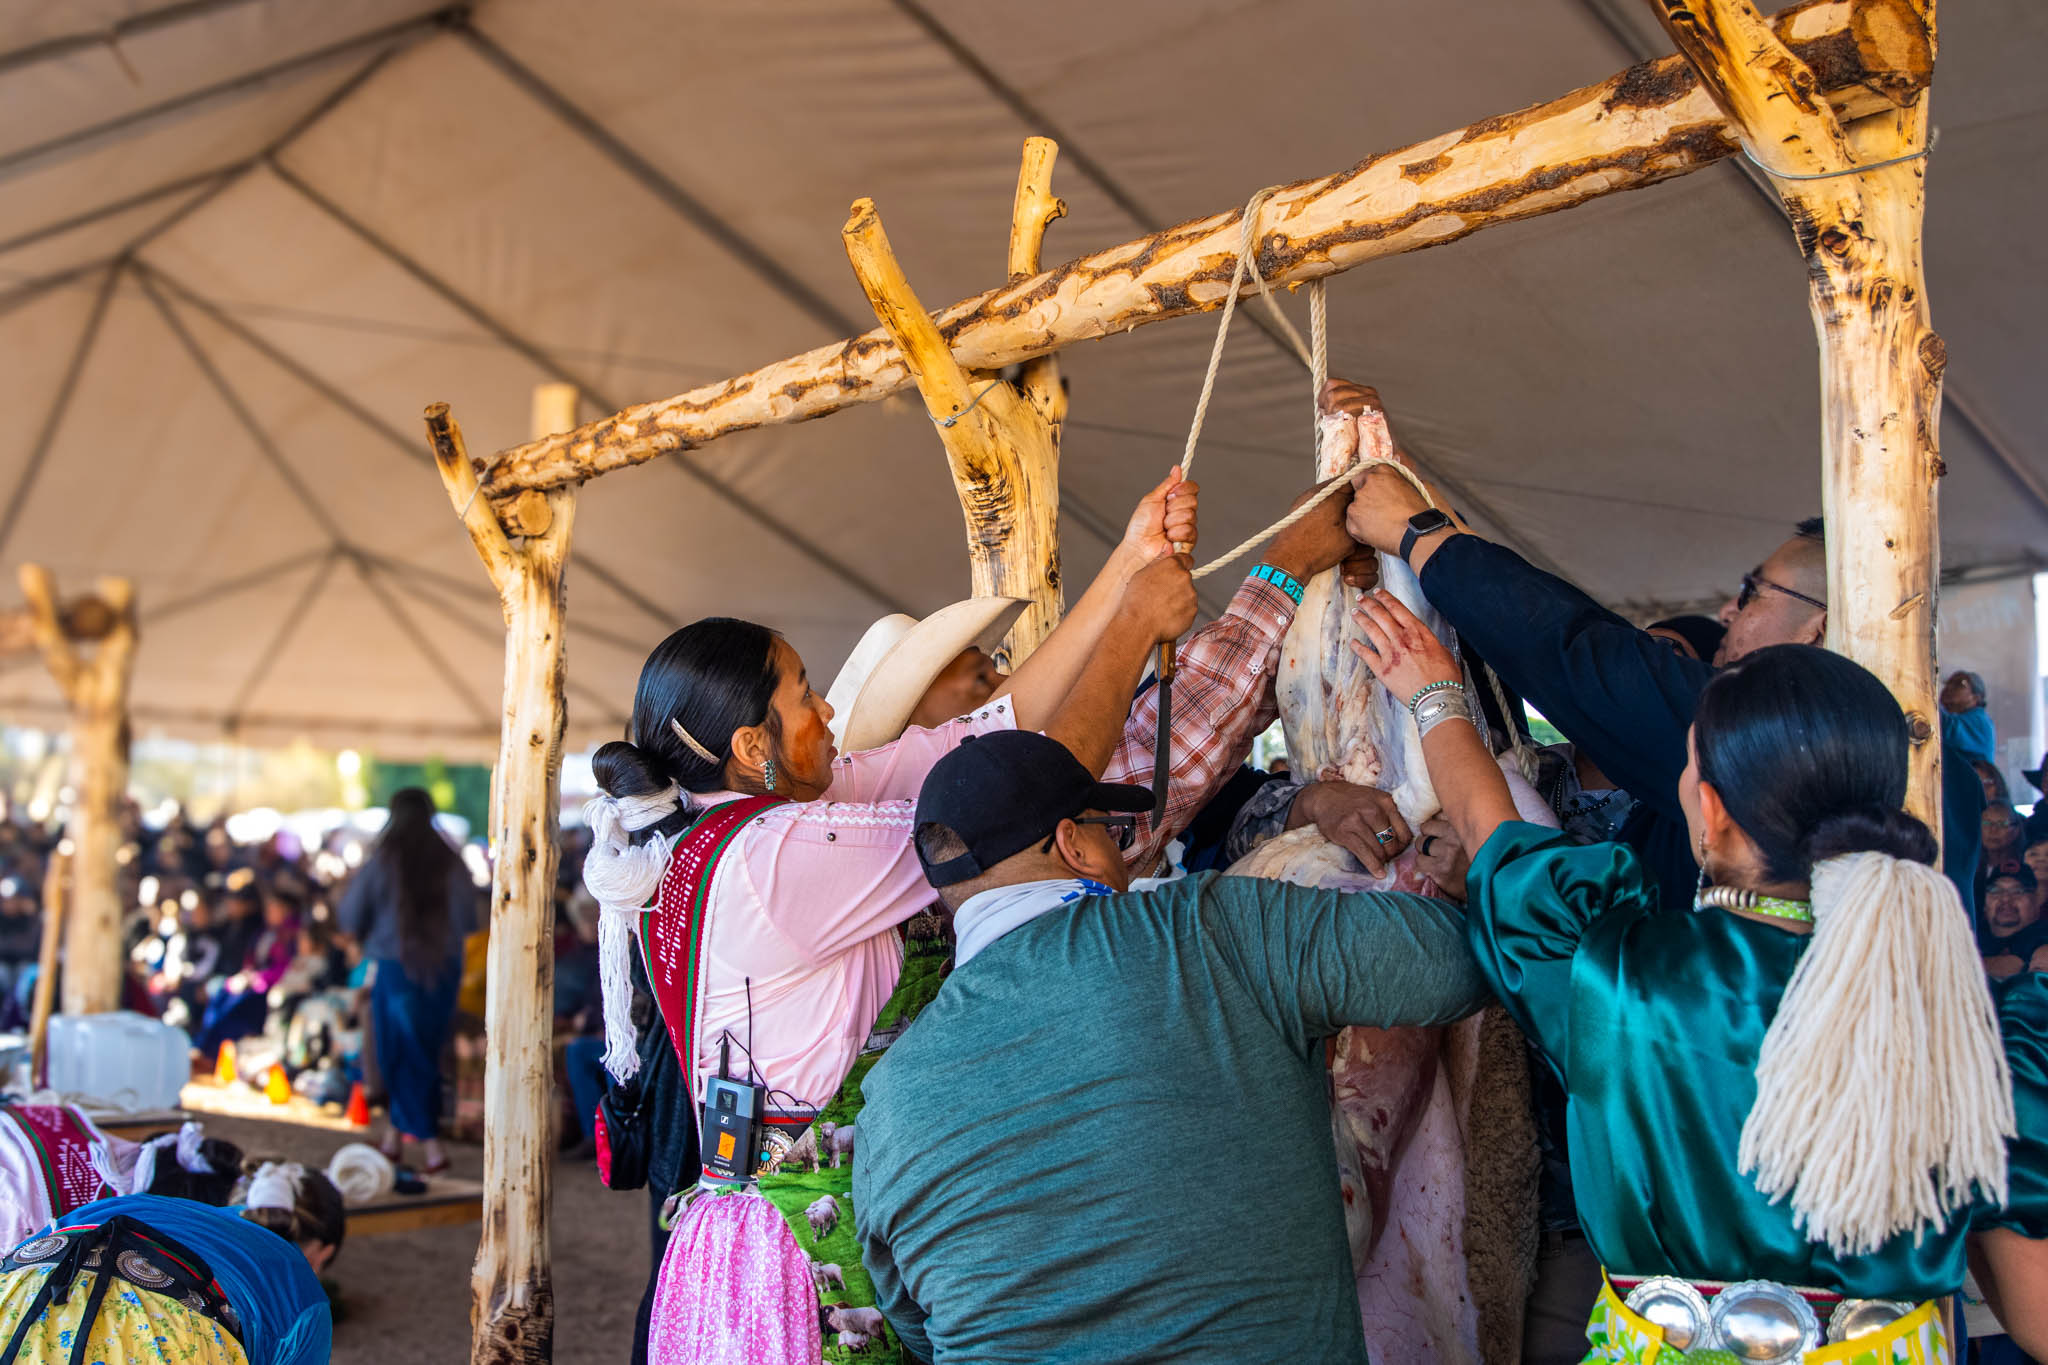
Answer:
[
  {"left": 583, "top": 783, "right": 683, "bottom": 1081},
  {"left": 1739, "top": 851, "right": 2015, "bottom": 1256},
  {"left": 127, "top": 1121, "right": 211, "bottom": 1195},
  {"left": 173, "top": 1121, "right": 209, "bottom": 1174},
  {"left": 245, "top": 1161, "right": 304, "bottom": 1213}
]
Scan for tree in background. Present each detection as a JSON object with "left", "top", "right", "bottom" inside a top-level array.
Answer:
[{"left": 364, "top": 756, "right": 491, "bottom": 837}]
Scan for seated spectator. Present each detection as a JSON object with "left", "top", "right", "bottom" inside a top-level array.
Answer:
[
  {"left": 1984, "top": 867, "right": 2048, "bottom": 978},
  {"left": 153, "top": 896, "right": 224, "bottom": 1032},
  {"left": 853, "top": 731, "right": 1487, "bottom": 1364},
  {"left": 192, "top": 884, "right": 300, "bottom": 1062},
  {"left": 0, "top": 883, "right": 39, "bottom": 1030},
  {"left": 1974, "top": 758, "right": 2011, "bottom": 809},
  {"left": 1942, "top": 669, "right": 1996, "bottom": 764},
  {"left": 1980, "top": 800, "right": 2026, "bottom": 910},
  {"left": 2024, "top": 752, "right": 2048, "bottom": 845}
]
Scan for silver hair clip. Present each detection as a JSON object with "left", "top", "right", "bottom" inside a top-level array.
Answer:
[{"left": 669, "top": 717, "right": 719, "bottom": 765}]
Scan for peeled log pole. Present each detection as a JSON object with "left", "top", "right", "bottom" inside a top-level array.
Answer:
[
  {"left": 28, "top": 841, "right": 71, "bottom": 1081},
  {"left": 1652, "top": 0, "right": 1942, "bottom": 827},
  {"left": 840, "top": 139, "right": 1068, "bottom": 664},
  {"left": 480, "top": 0, "right": 1929, "bottom": 499},
  {"left": 19, "top": 565, "right": 135, "bottom": 1016},
  {"left": 429, "top": 386, "right": 579, "bottom": 1365}
]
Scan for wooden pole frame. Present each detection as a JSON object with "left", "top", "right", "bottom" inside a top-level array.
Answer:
[
  {"left": 427, "top": 5, "right": 1942, "bottom": 1359},
  {"left": 840, "top": 138, "right": 1069, "bottom": 664},
  {"left": 473, "top": 0, "right": 1928, "bottom": 503},
  {"left": 17, "top": 565, "right": 136, "bottom": 1018},
  {"left": 1649, "top": 0, "right": 1943, "bottom": 825},
  {"left": 426, "top": 386, "right": 578, "bottom": 1365}
]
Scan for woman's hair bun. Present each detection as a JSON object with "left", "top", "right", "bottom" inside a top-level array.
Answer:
[
  {"left": 1804, "top": 805, "right": 1938, "bottom": 869},
  {"left": 592, "top": 739, "right": 671, "bottom": 801},
  {"left": 144, "top": 1134, "right": 244, "bottom": 1205}
]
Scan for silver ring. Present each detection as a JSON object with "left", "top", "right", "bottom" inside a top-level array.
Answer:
[{"left": 1373, "top": 827, "right": 1394, "bottom": 845}]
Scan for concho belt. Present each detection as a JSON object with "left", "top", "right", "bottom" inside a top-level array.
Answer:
[{"left": 1614, "top": 1273, "right": 1917, "bottom": 1361}]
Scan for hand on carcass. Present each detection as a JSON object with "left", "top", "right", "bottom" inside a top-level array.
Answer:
[
  {"left": 1119, "top": 466, "right": 1200, "bottom": 564},
  {"left": 1349, "top": 590, "right": 1462, "bottom": 704},
  {"left": 1287, "top": 780, "right": 1413, "bottom": 878},
  {"left": 1313, "top": 379, "right": 1462, "bottom": 562},
  {"left": 1413, "top": 817, "right": 1469, "bottom": 901},
  {"left": 1114, "top": 554, "right": 1198, "bottom": 645},
  {"left": 1263, "top": 477, "right": 1365, "bottom": 583}
]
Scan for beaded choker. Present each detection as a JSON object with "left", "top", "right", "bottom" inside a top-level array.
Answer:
[{"left": 1694, "top": 884, "right": 1813, "bottom": 924}]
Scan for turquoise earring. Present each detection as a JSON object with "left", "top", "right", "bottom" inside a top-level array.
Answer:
[{"left": 763, "top": 757, "right": 778, "bottom": 793}]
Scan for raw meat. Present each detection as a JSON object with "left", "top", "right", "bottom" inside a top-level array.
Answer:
[{"left": 1225, "top": 404, "right": 1482, "bottom": 1364}]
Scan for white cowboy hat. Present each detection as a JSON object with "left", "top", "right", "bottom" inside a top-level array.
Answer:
[{"left": 826, "top": 597, "right": 1029, "bottom": 752}]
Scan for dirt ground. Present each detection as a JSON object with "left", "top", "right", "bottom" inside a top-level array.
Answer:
[{"left": 195, "top": 1113, "right": 650, "bottom": 1365}]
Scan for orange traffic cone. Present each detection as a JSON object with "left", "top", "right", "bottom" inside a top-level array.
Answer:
[
  {"left": 264, "top": 1064, "right": 291, "bottom": 1106},
  {"left": 346, "top": 1082, "right": 370, "bottom": 1128},
  {"left": 214, "top": 1038, "right": 237, "bottom": 1087}
]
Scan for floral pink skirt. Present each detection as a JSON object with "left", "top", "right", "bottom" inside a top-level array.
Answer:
[{"left": 648, "top": 1187, "right": 821, "bottom": 1365}]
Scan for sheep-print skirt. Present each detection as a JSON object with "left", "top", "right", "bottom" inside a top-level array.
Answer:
[
  {"left": 650, "top": 929, "right": 948, "bottom": 1364},
  {"left": 0, "top": 1215, "right": 249, "bottom": 1364}
]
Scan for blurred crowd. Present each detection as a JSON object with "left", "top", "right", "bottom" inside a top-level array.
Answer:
[{"left": 1, "top": 795, "right": 614, "bottom": 1154}]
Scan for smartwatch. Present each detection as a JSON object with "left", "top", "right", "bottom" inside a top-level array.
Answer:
[{"left": 1399, "top": 508, "right": 1455, "bottom": 562}]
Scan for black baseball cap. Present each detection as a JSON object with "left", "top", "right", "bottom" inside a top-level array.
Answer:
[{"left": 914, "top": 730, "right": 1152, "bottom": 887}]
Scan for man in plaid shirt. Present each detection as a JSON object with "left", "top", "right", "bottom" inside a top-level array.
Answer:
[{"left": 835, "top": 475, "right": 1412, "bottom": 886}]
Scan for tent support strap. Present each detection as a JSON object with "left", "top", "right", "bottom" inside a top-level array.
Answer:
[
  {"left": 426, "top": 389, "right": 579, "bottom": 1365},
  {"left": 1653, "top": 0, "right": 1944, "bottom": 829}
]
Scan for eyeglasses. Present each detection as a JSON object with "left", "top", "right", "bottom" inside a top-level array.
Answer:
[
  {"left": 1076, "top": 814, "right": 1139, "bottom": 851},
  {"left": 1043, "top": 813, "right": 1139, "bottom": 854},
  {"left": 1736, "top": 572, "right": 1827, "bottom": 614}
]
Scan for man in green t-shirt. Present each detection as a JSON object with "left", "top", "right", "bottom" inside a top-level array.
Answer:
[{"left": 853, "top": 730, "right": 1487, "bottom": 1364}]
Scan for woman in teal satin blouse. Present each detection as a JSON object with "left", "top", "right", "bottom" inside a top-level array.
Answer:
[{"left": 1349, "top": 589, "right": 2048, "bottom": 1357}]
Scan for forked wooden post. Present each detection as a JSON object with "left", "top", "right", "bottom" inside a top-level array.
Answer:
[
  {"left": 425, "top": 386, "right": 579, "bottom": 1365},
  {"left": 842, "top": 137, "right": 1069, "bottom": 664},
  {"left": 1651, "top": 0, "right": 1944, "bottom": 827},
  {"left": 18, "top": 565, "right": 136, "bottom": 1016},
  {"left": 483, "top": 0, "right": 1930, "bottom": 502}
]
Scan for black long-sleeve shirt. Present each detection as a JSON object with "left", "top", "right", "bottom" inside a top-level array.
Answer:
[{"left": 1418, "top": 534, "right": 1983, "bottom": 913}]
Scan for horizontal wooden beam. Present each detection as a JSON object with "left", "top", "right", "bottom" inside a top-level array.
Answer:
[{"left": 476, "top": 0, "right": 1925, "bottom": 499}]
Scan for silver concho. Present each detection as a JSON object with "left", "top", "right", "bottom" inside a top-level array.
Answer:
[
  {"left": 116, "top": 1249, "right": 174, "bottom": 1288},
  {"left": 7, "top": 1234, "right": 66, "bottom": 1263},
  {"left": 1827, "top": 1298, "right": 1913, "bottom": 1343},
  {"left": 1622, "top": 1277, "right": 1711, "bottom": 1352},
  {"left": 1708, "top": 1280, "right": 1821, "bottom": 1361}
]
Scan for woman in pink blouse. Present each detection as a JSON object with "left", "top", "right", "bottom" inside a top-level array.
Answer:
[{"left": 583, "top": 472, "right": 1200, "bottom": 1361}]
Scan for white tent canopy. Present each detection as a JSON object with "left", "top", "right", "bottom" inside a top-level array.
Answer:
[{"left": 0, "top": 0, "right": 2041, "bottom": 760}]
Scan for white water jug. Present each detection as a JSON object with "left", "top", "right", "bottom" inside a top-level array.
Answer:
[{"left": 45, "top": 1012, "right": 189, "bottom": 1111}]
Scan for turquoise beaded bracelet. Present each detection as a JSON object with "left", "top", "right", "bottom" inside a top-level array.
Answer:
[
  {"left": 1406, "top": 679, "right": 1463, "bottom": 714},
  {"left": 1250, "top": 563, "right": 1306, "bottom": 605}
]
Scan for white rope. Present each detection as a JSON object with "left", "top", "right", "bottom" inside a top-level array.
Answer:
[
  {"left": 1166, "top": 193, "right": 1536, "bottom": 770},
  {"left": 1739, "top": 852, "right": 2013, "bottom": 1255},
  {"left": 1308, "top": 277, "right": 1329, "bottom": 428}
]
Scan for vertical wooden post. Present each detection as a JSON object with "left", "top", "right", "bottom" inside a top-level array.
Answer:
[
  {"left": 28, "top": 839, "right": 72, "bottom": 1080},
  {"left": 426, "top": 385, "right": 578, "bottom": 1365},
  {"left": 19, "top": 566, "right": 136, "bottom": 1016},
  {"left": 841, "top": 138, "right": 1068, "bottom": 666},
  {"left": 1650, "top": 0, "right": 1943, "bottom": 828}
]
